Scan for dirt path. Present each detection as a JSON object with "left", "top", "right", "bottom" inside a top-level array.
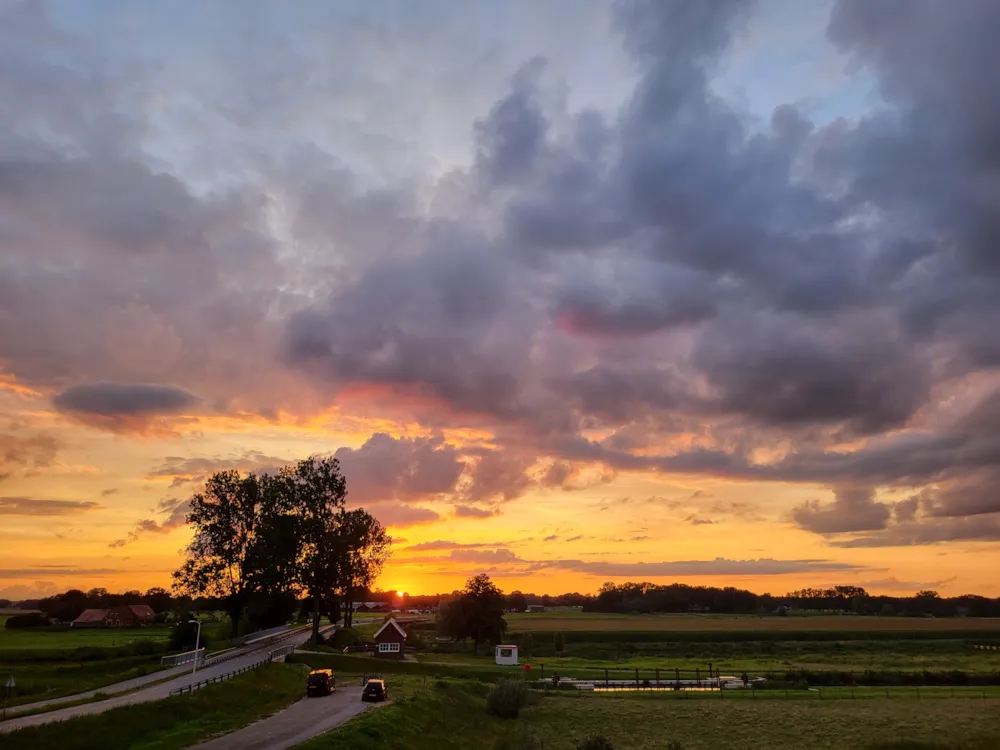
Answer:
[{"left": 189, "top": 687, "right": 377, "bottom": 750}]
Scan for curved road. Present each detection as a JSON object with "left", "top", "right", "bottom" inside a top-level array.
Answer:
[
  {"left": 0, "top": 626, "right": 331, "bottom": 734},
  {"left": 191, "top": 687, "right": 378, "bottom": 750}
]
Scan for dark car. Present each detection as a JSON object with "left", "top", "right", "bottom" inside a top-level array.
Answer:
[
  {"left": 362, "top": 678, "right": 388, "bottom": 702},
  {"left": 306, "top": 669, "right": 335, "bottom": 697}
]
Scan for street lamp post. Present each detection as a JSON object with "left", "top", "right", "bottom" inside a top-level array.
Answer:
[{"left": 189, "top": 619, "right": 203, "bottom": 675}]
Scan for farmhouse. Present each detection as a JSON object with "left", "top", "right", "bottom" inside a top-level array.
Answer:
[
  {"left": 495, "top": 644, "right": 519, "bottom": 666},
  {"left": 372, "top": 616, "right": 407, "bottom": 660},
  {"left": 71, "top": 604, "right": 157, "bottom": 628}
]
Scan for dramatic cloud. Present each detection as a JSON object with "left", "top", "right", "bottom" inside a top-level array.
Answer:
[
  {"left": 792, "top": 487, "right": 892, "bottom": 534},
  {"left": 448, "top": 548, "right": 522, "bottom": 564},
  {"left": 0, "top": 497, "right": 99, "bottom": 516},
  {"left": 334, "top": 433, "right": 465, "bottom": 505},
  {"left": 53, "top": 384, "right": 199, "bottom": 432},
  {"left": 1, "top": 0, "right": 999, "bottom": 591},
  {"left": 146, "top": 452, "right": 288, "bottom": 487},
  {"left": 0, "top": 433, "right": 62, "bottom": 477},
  {"left": 454, "top": 504, "right": 500, "bottom": 519},
  {"left": 109, "top": 499, "right": 190, "bottom": 548},
  {"left": 369, "top": 502, "right": 440, "bottom": 529}
]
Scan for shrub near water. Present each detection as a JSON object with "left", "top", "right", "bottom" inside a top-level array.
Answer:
[
  {"left": 578, "top": 735, "right": 615, "bottom": 750},
  {"left": 486, "top": 677, "right": 530, "bottom": 719}
]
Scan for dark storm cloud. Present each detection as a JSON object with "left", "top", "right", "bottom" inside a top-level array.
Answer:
[
  {"left": 831, "top": 515, "right": 1000, "bottom": 548},
  {"left": 792, "top": 488, "right": 891, "bottom": 534},
  {"left": 53, "top": 383, "right": 197, "bottom": 416}
]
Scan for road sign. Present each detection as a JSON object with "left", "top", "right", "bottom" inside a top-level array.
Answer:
[{"left": 4, "top": 675, "right": 13, "bottom": 688}]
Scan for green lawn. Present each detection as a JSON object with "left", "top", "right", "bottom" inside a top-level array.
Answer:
[
  {"left": 0, "top": 627, "right": 172, "bottom": 652},
  {"left": 2, "top": 663, "right": 309, "bottom": 750},
  {"left": 296, "top": 675, "right": 1000, "bottom": 750}
]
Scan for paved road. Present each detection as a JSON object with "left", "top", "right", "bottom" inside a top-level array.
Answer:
[
  {"left": 190, "top": 687, "right": 376, "bottom": 750},
  {"left": 8, "top": 663, "right": 191, "bottom": 715},
  {"left": 0, "top": 626, "right": 328, "bottom": 734}
]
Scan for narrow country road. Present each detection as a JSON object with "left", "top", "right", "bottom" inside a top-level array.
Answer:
[
  {"left": 0, "top": 626, "right": 331, "bottom": 734},
  {"left": 190, "top": 687, "right": 377, "bottom": 750}
]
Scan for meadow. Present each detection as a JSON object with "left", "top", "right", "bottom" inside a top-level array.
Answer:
[
  {"left": 298, "top": 674, "right": 1000, "bottom": 750},
  {"left": 504, "top": 611, "right": 1000, "bottom": 633},
  {"left": 0, "top": 626, "right": 172, "bottom": 651}
]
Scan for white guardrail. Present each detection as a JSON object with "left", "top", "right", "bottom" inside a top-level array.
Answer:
[{"left": 161, "top": 648, "right": 205, "bottom": 667}]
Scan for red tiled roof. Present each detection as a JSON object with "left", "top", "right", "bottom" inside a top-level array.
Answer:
[
  {"left": 127, "top": 604, "right": 156, "bottom": 620},
  {"left": 74, "top": 608, "right": 108, "bottom": 623}
]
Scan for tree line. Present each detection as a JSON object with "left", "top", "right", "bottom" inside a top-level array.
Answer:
[
  {"left": 589, "top": 582, "right": 1000, "bottom": 617},
  {"left": 171, "top": 456, "right": 391, "bottom": 642}
]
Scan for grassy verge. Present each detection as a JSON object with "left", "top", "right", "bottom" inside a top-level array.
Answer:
[
  {"left": 2, "top": 663, "right": 309, "bottom": 750},
  {"left": 2, "top": 655, "right": 168, "bottom": 707},
  {"left": 296, "top": 676, "right": 1000, "bottom": 750}
]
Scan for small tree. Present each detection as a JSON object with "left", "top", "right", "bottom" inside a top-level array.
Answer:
[
  {"left": 554, "top": 631, "right": 565, "bottom": 655},
  {"left": 521, "top": 632, "right": 534, "bottom": 660}
]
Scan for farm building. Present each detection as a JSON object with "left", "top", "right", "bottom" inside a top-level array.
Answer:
[
  {"left": 373, "top": 617, "right": 407, "bottom": 660},
  {"left": 495, "top": 644, "right": 518, "bottom": 666},
  {"left": 526, "top": 604, "right": 546, "bottom": 613},
  {"left": 71, "top": 604, "right": 157, "bottom": 628}
]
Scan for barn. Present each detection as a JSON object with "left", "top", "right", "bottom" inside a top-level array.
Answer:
[
  {"left": 372, "top": 617, "right": 407, "bottom": 660},
  {"left": 71, "top": 604, "right": 157, "bottom": 628}
]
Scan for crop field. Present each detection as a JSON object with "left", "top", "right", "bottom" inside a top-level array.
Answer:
[
  {"left": 505, "top": 611, "right": 1000, "bottom": 633},
  {"left": 301, "top": 675, "right": 1000, "bottom": 750},
  {"left": 0, "top": 626, "right": 172, "bottom": 652}
]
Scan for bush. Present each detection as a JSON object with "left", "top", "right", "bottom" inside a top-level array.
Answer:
[
  {"left": 5, "top": 613, "right": 49, "bottom": 628},
  {"left": 578, "top": 735, "right": 615, "bottom": 750},
  {"left": 486, "top": 677, "right": 530, "bottom": 719}
]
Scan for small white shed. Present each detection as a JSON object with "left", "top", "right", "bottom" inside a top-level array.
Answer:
[{"left": 495, "top": 644, "right": 519, "bottom": 666}]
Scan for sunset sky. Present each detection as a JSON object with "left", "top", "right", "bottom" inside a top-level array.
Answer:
[{"left": 2, "top": 0, "right": 999, "bottom": 601}]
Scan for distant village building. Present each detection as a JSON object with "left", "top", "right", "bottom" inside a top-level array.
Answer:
[
  {"left": 72, "top": 605, "right": 156, "bottom": 628},
  {"left": 495, "top": 644, "right": 519, "bottom": 666},
  {"left": 372, "top": 617, "right": 407, "bottom": 660}
]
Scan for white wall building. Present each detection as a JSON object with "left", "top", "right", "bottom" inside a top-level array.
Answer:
[{"left": 495, "top": 644, "right": 518, "bottom": 666}]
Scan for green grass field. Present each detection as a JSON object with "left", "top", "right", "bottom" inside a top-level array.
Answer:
[
  {"left": 2, "top": 654, "right": 170, "bottom": 707},
  {"left": 298, "top": 675, "right": 1000, "bottom": 750},
  {"left": 0, "top": 626, "right": 172, "bottom": 652},
  {"left": 2, "top": 663, "right": 309, "bottom": 750},
  {"left": 504, "top": 612, "right": 1000, "bottom": 633}
]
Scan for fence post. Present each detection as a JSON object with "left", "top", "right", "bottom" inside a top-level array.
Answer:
[
  {"left": 635, "top": 668, "right": 639, "bottom": 689},
  {"left": 655, "top": 668, "right": 660, "bottom": 687},
  {"left": 696, "top": 667, "right": 700, "bottom": 688},
  {"left": 605, "top": 668, "right": 609, "bottom": 688}
]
